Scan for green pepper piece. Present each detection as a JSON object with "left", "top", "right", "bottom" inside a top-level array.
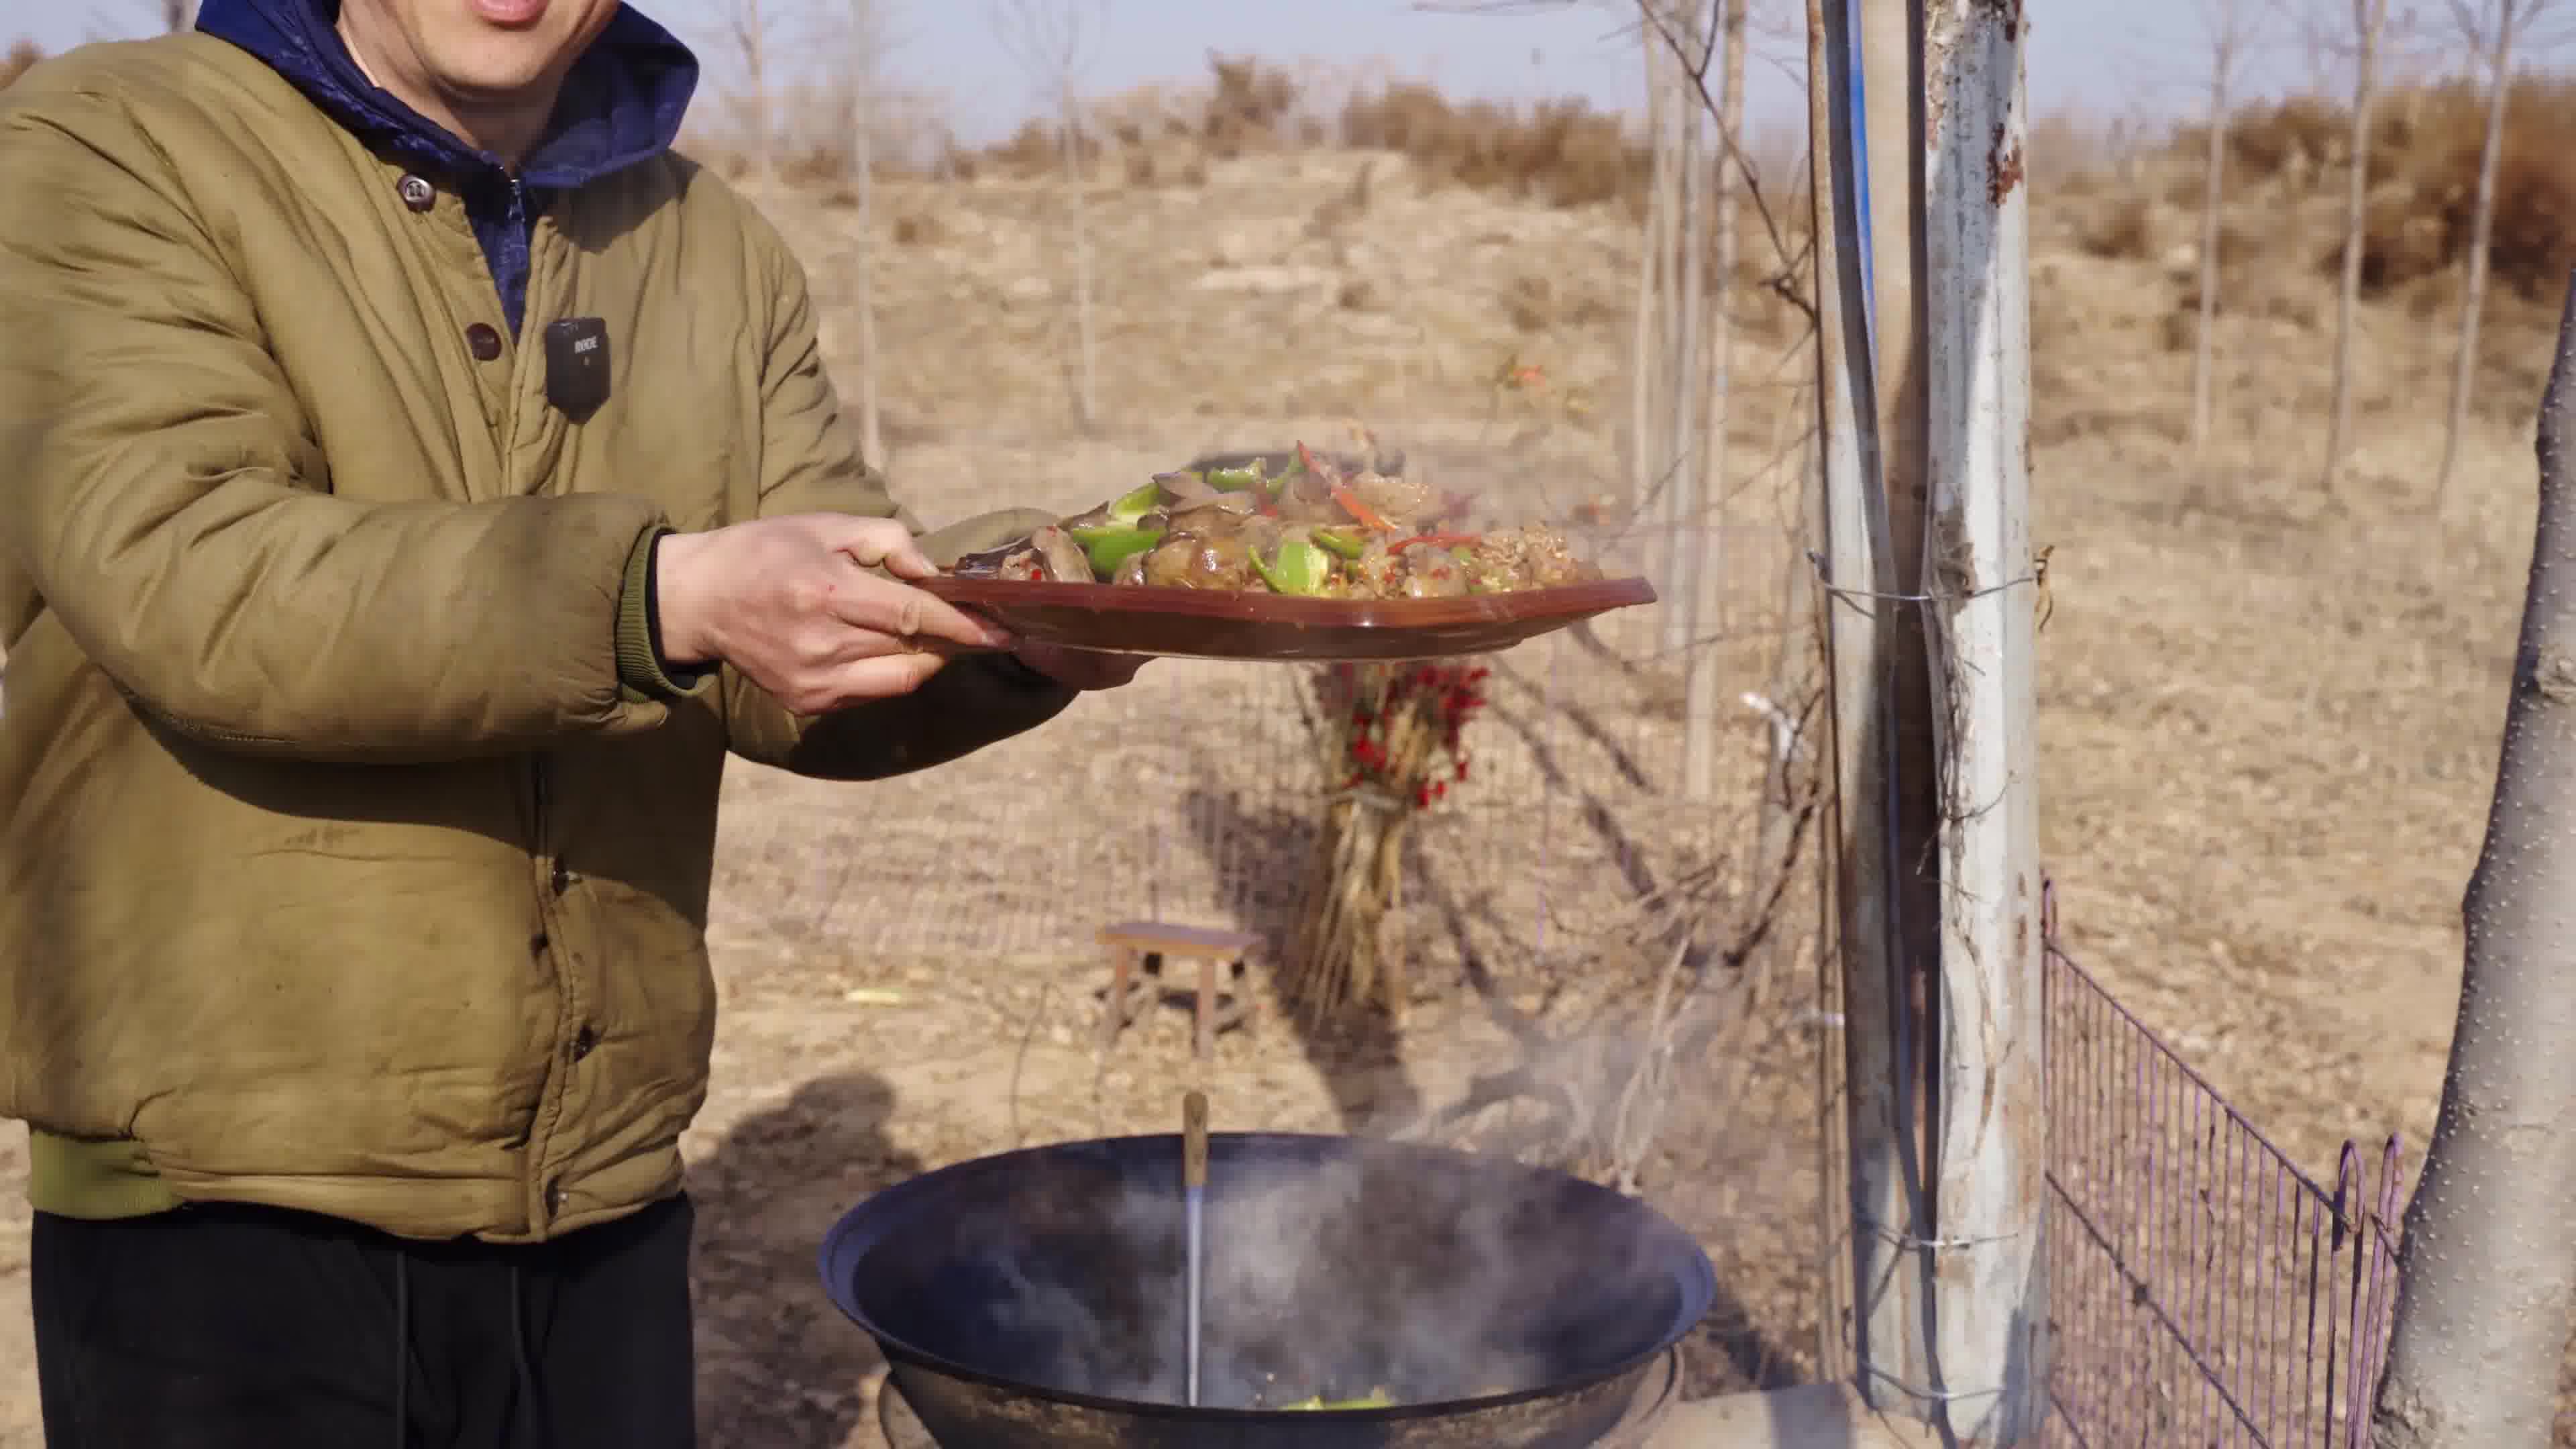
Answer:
[
  {"left": 1309, "top": 526, "right": 1368, "bottom": 561},
  {"left": 1067, "top": 522, "right": 1165, "bottom": 576},
  {"left": 1250, "top": 539, "right": 1334, "bottom": 595},
  {"left": 1204, "top": 464, "right": 1267, "bottom": 493},
  {"left": 1108, "top": 480, "right": 1165, "bottom": 524}
]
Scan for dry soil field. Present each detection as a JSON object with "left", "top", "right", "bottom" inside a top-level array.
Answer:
[{"left": 0, "top": 107, "right": 2555, "bottom": 1444}]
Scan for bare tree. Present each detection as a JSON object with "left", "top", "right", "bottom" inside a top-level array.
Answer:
[
  {"left": 2190, "top": 0, "right": 2269, "bottom": 453},
  {"left": 2320, "top": 0, "right": 2391, "bottom": 488},
  {"left": 159, "top": 0, "right": 195, "bottom": 30},
  {"left": 2434, "top": 0, "right": 2557, "bottom": 500},
  {"left": 1659, "top": 3, "right": 1709, "bottom": 665},
  {"left": 2370, "top": 276, "right": 2576, "bottom": 1449},
  {"left": 845, "top": 0, "right": 890, "bottom": 468},
  {"left": 1683, "top": 0, "right": 1750, "bottom": 801},
  {"left": 713, "top": 0, "right": 782, "bottom": 192},
  {"left": 991, "top": 0, "right": 1109, "bottom": 431},
  {"left": 1633, "top": 18, "right": 1683, "bottom": 596}
]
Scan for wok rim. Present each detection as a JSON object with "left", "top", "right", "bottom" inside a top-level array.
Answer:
[{"left": 815, "top": 1130, "right": 1718, "bottom": 1426}]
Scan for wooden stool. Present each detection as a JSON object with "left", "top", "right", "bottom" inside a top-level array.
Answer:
[{"left": 1096, "top": 920, "right": 1260, "bottom": 1061}]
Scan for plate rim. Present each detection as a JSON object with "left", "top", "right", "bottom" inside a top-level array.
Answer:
[{"left": 920, "top": 574, "right": 1658, "bottom": 632}]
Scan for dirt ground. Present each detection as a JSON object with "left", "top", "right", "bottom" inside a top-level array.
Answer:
[{"left": 0, "top": 133, "right": 2548, "bottom": 1445}]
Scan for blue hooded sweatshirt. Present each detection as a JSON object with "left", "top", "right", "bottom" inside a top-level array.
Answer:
[{"left": 194, "top": 0, "right": 700, "bottom": 335}]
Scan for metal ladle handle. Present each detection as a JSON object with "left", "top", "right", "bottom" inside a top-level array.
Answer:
[
  {"left": 1182, "top": 1089, "right": 1209, "bottom": 1189},
  {"left": 1182, "top": 1089, "right": 1208, "bottom": 1409}
]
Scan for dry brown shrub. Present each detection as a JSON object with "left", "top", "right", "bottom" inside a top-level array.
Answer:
[
  {"left": 0, "top": 39, "right": 38, "bottom": 90},
  {"left": 892, "top": 211, "right": 945, "bottom": 248},
  {"left": 1202, "top": 54, "right": 1301, "bottom": 154},
  {"left": 2229, "top": 96, "right": 2350, "bottom": 181},
  {"left": 1339, "top": 83, "right": 1644, "bottom": 211},
  {"left": 2078, "top": 195, "right": 2155, "bottom": 260},
  {"left": 2316, "top": 76, "right": 2576, "bottom": 298}
]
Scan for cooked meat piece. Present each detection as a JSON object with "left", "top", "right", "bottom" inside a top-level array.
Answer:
[{"left": 1032, "top": 526, "right": 1096, "bottom": 583}]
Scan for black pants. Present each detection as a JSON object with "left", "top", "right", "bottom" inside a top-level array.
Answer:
[{"left": 32, "top": 1194, "right": 696, "bottom": 1449}]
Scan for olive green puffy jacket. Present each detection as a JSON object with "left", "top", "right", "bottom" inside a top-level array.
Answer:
[{"left": 0, "top": 36, "right": 1068, "bottom": 1243}]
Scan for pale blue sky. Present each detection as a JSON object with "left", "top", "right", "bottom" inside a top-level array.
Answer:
[{"left": 5, "top": 0, "right": 2519, "bottom": 148}]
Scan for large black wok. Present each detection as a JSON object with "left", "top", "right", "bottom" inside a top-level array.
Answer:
[{"left": 816, "top": 1131, "right": 1715, "bottom": 1448}]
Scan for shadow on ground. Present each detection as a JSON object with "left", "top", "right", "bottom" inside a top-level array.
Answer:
[{"left": 690, "top": 1071, "right": 923, "bottom": 1449}]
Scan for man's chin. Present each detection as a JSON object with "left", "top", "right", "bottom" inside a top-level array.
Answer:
[{"left": 428, "top": 50, "right": 576, "bottom": 105}]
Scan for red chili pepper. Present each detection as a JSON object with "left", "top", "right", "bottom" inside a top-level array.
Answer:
[
  {"left": 1303, "top": 443, "right": 1398, "bottom": 533},
  {"left": 1392, "top": 532, "right": 1481, "bottom": 553}
]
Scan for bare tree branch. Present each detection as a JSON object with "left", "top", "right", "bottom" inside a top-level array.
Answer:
[{"left": 987, "top": 0, "right": 1110, "bottom": 429}]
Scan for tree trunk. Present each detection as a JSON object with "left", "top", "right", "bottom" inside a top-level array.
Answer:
[
  {"left": 1919, "top": 0, "right": 2047, "bottom": 1434},
  {"left": 1639, "top": 23, "right": 1684, "bottom": 601},
  {"left": 2322, "top": 0, "right": 2387, "bottom": 489},
  {"left": 1682, "top": 0, "right": 1750, "bottom": 801},
  {"left": 2190, "top": 45, "right": 2231, "bottom": 453},
  {"left": 1629, "top": 30, "right": 1673, "bottom": 528},
  {"left": 851, "top": 49, "right": 885, "bottom": 470},
  {"left": 162, "top": 0, "right": 194, "bottom": 30},
  {"left": 1660, "top": 5, "right": 1709, "bottom": 664},
  {"left": 2370, "top": 269, "right": 2576, "bottom": 1449},
  {"left": 1063, "top": 99, "right": 1099, "bottom": 431},
  {"left": 2436, "top": 1, "right": 2520, "bottom": 502}
]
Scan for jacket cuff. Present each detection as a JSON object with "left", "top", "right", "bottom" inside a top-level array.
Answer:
[{"left": 616, "top": 526, "right": 718, "bottom": 703}]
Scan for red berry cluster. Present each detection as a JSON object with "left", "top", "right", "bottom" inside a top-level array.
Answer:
[{"left": 1329, "top": 662, "right": 1491, "bottom": 810}]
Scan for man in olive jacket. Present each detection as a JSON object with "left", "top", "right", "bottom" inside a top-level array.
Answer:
[{"left": 0, "top": 1, "right": 1138, "bottom": 1444}]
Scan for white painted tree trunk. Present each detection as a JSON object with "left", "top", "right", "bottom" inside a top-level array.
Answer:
[
  {"left": 1917, "top": 0, "right": 2047, "bottom": 1438},
  {"left": 1660, "top": 4, "right": 1709, "bottom": 663},
  {"left": 2322, "top": 0, "right": 2387, "bottom": 488},
  {"left": 2436, "top": 0, "right": 2521, "bottom": 500},
  {"left": 2370, "top": 270, "right": 2576, "bottom": 1449},
  {"left": 1682, "top": 0, "right": 1751, "bottom": 802}
]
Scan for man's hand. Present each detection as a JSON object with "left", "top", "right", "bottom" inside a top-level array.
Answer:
[
  {"left": 1012, "top": 640, "right": 1150, "bottom": 692},
  {"left": 655, "top": 514, "right": 1014, "bottom": 714}
]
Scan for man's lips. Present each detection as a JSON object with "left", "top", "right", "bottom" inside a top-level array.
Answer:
[{"left": 468, "top": 0, "right": 549, "bottom": 25}]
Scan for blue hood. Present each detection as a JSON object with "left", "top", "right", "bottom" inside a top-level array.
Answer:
[{"left": 195, "top": 0, "right": 699, "bottom": 191}]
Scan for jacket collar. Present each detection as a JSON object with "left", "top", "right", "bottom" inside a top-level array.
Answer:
[{"left": 195, "top": 0, "right": 698, "bottom": 190}]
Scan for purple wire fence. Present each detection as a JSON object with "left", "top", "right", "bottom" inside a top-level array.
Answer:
[{"left": 2034, "top": 877, "right": 2408, "bottom": 1448}]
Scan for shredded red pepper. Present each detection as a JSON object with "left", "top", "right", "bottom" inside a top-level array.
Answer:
[
  {"left": 1392, "top": 532, "right": 1481, "bottom": 553},
  {"left": 1329, "top": 481, "right": 1397, "bottom": 533},
  {"left": 1299, "top": 439, "right": 1399, "bottom": 533}
]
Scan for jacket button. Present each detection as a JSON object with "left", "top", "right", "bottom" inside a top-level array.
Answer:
[
  {"left": 397, "top": 174, "right": 436, "bottom": 211},
  {"left": 570, "top": 1024, "right": 598, "bottom": 1061},
  {"left": 465, "top": 323, "right": 502, "bottom": 362},
  {"left": 545, "top": 1179, "right": 566, "bottom": 1216},
  {"left": 530, "top": 929, "right": 549, "bottom": 954},
  {"left": 549, "top": 860, "right": 573, "bottom": 894}
]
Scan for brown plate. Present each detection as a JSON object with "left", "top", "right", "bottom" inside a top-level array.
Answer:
[{"left": 922, "top": 576, "right": 1658, "bottom": 662}]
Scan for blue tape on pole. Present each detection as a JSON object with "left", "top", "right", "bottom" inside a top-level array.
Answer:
[{"left": 1845, "top": 5, "right": 1877, "bottom": 367}]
